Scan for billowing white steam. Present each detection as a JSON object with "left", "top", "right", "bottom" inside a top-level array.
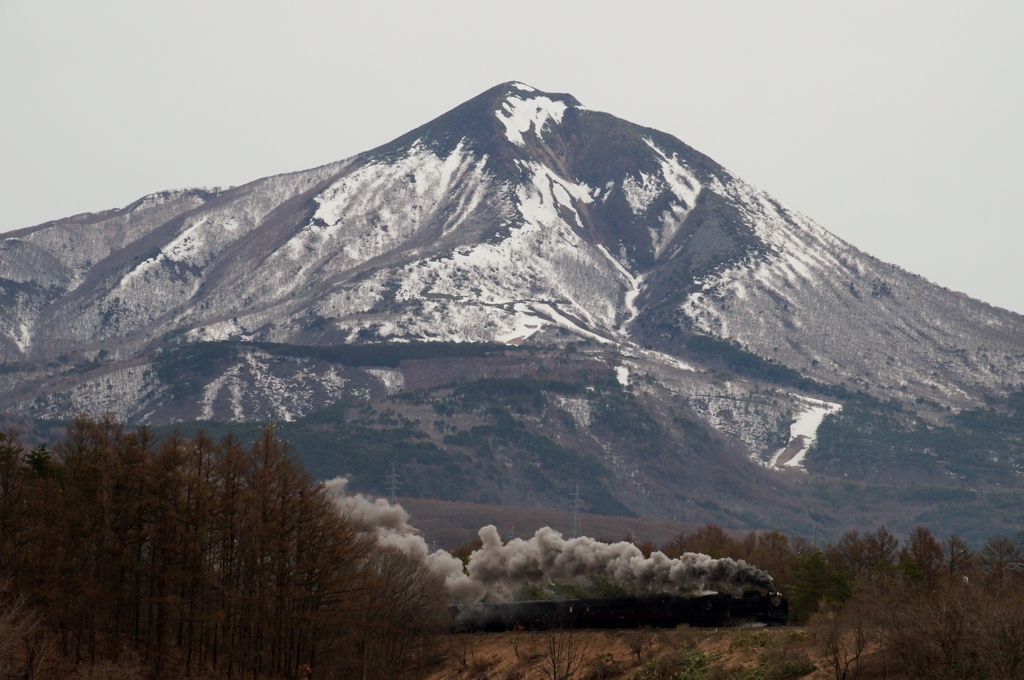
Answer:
[
  {"left": 453, "top": 525, "right": 774, "bottom": 602},
  {"left": 322, "top": 477, "right": 467, "bottom": 589},
  {"left": 323, "top": 477, "right": 774, "bottom": 603}
]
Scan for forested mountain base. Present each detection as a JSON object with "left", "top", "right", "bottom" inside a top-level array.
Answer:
[
  {"left": 7, "top": 340, "right": 1024, "bottom": 541},
  {"left": 142, "top": 370, "right": 1024, "bottom": 545}
]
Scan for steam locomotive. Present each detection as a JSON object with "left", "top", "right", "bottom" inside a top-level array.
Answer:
[{"left": 450, "top": 590, "right": 788, "bottom": 632}]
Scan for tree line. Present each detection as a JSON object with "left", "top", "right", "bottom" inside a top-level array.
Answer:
[{"left": 0, "top": 415, "right": 446, "bottom": 679}]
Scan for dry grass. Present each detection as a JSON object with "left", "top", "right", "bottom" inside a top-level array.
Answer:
[{"left": 426, "top": 626, "right": 830, "bottom": 680}]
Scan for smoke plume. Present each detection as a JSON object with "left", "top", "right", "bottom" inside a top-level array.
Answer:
[
  {"left": 450, "top": 525, "right": 773, "bottom": 602},
  {"left": 322, "top": 478, "right": 467, "bottom": 589},
  {"left": 323, "top": 478, "right": 774, "bottom": 603}
]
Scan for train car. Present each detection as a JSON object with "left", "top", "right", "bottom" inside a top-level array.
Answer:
[{"left": 450, "top": 590, "right": 788, "bottom": 632}]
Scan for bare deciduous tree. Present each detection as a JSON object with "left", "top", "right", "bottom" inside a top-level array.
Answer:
[
  {"left": 540, "top": 625, "right": 590, "bottom": 680},
  {"left": 812, "top": 598, "right": 870, "bottom": 680},
  {"left": 625, "top": 625, "right": 654, "bottom": 665}
]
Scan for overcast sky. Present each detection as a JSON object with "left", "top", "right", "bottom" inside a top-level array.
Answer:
[{"left": 1, "top": 1, "right": 1021, "bottom": 312}]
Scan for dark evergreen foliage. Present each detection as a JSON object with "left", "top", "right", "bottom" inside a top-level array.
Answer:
[
  {"left": 681, "top": 334, "right": 850, "bottom": 398},
  {"left": 810, "top": 388, "right": 1024, "bottom": 487}
]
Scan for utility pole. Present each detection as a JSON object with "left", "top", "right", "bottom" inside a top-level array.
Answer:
[
  {"left": 570, "top": 486, "right": 583, "bottom": 539},
  {"left": 387, "top": 464, "right": 400, "bottom": 505}
]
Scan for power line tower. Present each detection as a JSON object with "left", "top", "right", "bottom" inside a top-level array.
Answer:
[
  {"left": 387, "top": 464, "right": 400, "bottom": 505},
  {"left": 570, "top": 485, "right": 583, "bottom": 539}
]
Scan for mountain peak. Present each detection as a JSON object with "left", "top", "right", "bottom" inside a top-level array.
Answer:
[
  {"left": 370, "top": 82, "right": 582, "bottom": 161},
  {"left": 488, "top": 80, "right": 580, "bottom": 105},
  {"left": 506, "top": 81, "right": 538, "bottom": 93},
  {"left": 492, "top": 82, "right": 577, "bottom": 147},
  {"left": 495, "top": 81, "right": 581, "bottom": 108}
]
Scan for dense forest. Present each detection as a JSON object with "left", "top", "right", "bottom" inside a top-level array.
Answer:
[{"left": 2, "top": 417, "right": 1024, "bottom": 679}]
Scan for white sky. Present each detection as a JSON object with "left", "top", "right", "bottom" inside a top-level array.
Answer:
[{"left": 1, "top": 1, "right": 1022, "bottom": 312}]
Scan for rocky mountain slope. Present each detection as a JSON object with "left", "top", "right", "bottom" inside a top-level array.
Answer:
[{"left": 3, "top": 82, "right": 1023, "bottom": 538}]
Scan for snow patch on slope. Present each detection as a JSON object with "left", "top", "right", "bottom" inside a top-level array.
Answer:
[
  {"left": 118, "top": 212, "right": 249, "bottom": 292},
  {"left": 496, "top": 95, "right": 568, "bottom": 147},
  {"left": 770, "top": 396, "right": 842, "bottom": 471},
  {"left": 13, "top": 322, "right": 31, "bottom": 352},
  {"left": 621, "top": 172, "right": 663, "bottom": 214},
  {"left": 163, "top": 217, "right": 210, "bottom": 264},
  {"left": 644, "top": 140, "right": 702, "bottom": 258},
  {"left": 496, "top": 303, "right": 545, "bottom": 344},
  {"left": 594, "top": 244, "right": 644, "bottom": 335},
  {"left": 623, "top": 346, "right": 697, "bottom": 373},
  {"left": 554, "top": 395, "right": 592, "bottom": 427},
  {"left": 365, "top": 368, "right": 404, "bottom": 395},
  {"left": 201, "top": 365, "right": 245, "bottom": 421},
  {"left": 187, "top": 319, "right": 252, "bottom": 343},
  {"left": 530, "top": 302, "right": 613, "bottom": 344},
  {"left": 676, "top": 381, "right": 804, "bottom": 463}
]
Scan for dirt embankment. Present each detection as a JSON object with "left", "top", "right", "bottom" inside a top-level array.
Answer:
[{"left": 428, "top": 626, "right": 829, "bottom": 680}]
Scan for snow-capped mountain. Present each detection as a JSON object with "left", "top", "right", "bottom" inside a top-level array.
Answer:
[{"left": 3, "top": 82, "right": 1024, "bottom": 533}]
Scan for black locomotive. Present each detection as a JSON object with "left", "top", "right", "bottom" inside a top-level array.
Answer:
[{"left": 450, "top": 590, "right": 788, "bottom": 632}]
